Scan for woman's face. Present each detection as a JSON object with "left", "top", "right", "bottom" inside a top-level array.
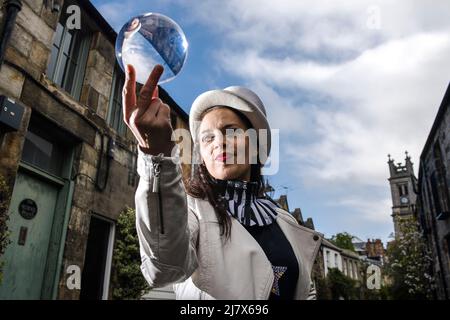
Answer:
[{"left": 198, "top": 107, "right": 256, "bottom": 181}]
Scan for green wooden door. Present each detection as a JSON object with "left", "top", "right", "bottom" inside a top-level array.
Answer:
[{"left": 0, "top": 170, "right": 59, "bottom": 299}]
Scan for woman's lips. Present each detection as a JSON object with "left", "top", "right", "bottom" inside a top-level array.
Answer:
[{"left": 215, "top": 153, "right": 229, "bottom": 162}]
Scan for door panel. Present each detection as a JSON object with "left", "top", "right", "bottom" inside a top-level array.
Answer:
[{"left": 0, "top": 171, "right": 59, "bottom": 299}]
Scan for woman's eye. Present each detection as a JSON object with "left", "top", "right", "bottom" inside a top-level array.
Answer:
[{"left": 202, "top": 134, "right": 214, "bottom": 143}]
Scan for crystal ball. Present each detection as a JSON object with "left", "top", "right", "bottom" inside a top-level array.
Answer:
[{"left": 115, "top": 13, "right": 188, "bottom": 84}]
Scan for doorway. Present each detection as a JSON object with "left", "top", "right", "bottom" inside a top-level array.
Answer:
[
  {"left": 80, "top": 214, "right": 115, "bottom": 300},
  {"left": 0, "top": 113, "right": 76, "bottom": 299}
]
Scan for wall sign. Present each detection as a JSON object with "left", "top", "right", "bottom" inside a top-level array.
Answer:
[{"left": 18, "top": 199, "right": 37, "bottom": 220}]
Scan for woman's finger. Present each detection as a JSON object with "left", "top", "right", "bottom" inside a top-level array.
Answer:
[
  {"left": 136, "top": 97, "right": 162, "bottom": 123},
  {"left": 152, "top": 86, "right": 159, "bottom": 99},
  {"left": 156, "top": 103, "right": 171, "bottom": 121},
  {"left": 137, "top": 64, "right": 164, "bottom": 109},
  {"left": 122, "top": 64, "right": 137, "bottom": 124}
]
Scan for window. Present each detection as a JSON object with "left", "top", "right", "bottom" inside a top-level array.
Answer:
[
  {"left": 343, "top": 258, "right": 347, "bottom": 275},
  {"left": 21, "top": 115, "right": 68, "bottom": 176},
  {"left": 398, "top": 184, "right": 408, "bottom": 197},
  {"left": 351, "top": 262, "right": 357, "bottom": 279},
  {"left": 325, "top": 250, "right": 330, "bottom": 270},
  {"left": 107, "top": 66, "right": 126, "bottom": 136},
  {"left": 429, "top": 173, "right": 443, "bottom": 216},
  {"left": 46, "top": 2, "right": 91, "bottom": 100},
  {"left": 433, "top": 142, "right": 450, "bottom": 215},
  {"left": 334, "top": 253, "right": 339, "bottom": 268}
]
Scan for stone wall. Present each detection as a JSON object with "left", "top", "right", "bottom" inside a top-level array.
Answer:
[
  {"left": 0, "top": 0, "right": 58, "bottom": 202},
  {"left": 80, "top": 31, "right": 114, "bottom": 118},
  {"left": 417, "top": 83, "right": 450, "bottom": 299},
  {"left": 0, "top": 0, "right": 191, "bottom": 299}
]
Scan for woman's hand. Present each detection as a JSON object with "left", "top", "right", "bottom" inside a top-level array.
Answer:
[{"left": 122, "top": 64, "right": 175, "bottom": 156}]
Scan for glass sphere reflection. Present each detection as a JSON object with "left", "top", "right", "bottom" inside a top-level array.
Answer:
[{"left": 115, "top": 13, "right": 188, "bottom": 84}]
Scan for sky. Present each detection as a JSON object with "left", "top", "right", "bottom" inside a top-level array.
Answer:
[{"left": 91, "top": 0, "right": 450, "bottom": 244}]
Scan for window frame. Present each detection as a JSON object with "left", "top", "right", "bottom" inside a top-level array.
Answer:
[
  {"left": 47, "top": 11, "right": 91, "bottom": 100},
  {"left": 107, "top": 65, "right": 127, "bottom": 136},
  {"left": 433, "top": 142, "right": 450, "bottom": 214}
]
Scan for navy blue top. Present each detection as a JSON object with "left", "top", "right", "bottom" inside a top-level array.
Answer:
[
  {"left": 211, "top": 177, "right": 300, "bottom": 299},
  {"left": 243, "top": 221, "right": 299, "bottom": 300}
]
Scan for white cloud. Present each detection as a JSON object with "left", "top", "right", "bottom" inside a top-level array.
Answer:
[
  {"left": 334, "top": 197, "right": 393, "bottom": 224},
  {"left": 214, "top": 31, "right": 450, "bottom": 186},
  {"left": 180, "top": 0, "right": 450, "bottom": 239},
  {"left": 183, "top": 0, "right": 450, "bottom": 183}
]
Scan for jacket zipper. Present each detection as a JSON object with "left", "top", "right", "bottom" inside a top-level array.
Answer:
[{"left": 152, "top": 157, "right": 164, "bottom": 234}]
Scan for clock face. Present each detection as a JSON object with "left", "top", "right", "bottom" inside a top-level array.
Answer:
[{"left": 401, "top": 196, "right": 409, "bottom": 204}]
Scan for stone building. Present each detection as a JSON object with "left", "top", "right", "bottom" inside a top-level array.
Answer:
[
  {"left": 365, "top": 238, "right": 386, "bottom": 263},
  {"left": 416, "top": 82, "right": 450, "bottom": 300},
  {"left": 320, "top": 239, "right": 361, "bottom": 281},
  {"left": 352, "top": 236, "right": 386, "bottom": 268},
  {"left": 271, "top": 193, "right": 363, "bottom": 285},
  {"left": 352, "top": 236, "right": 368, "bottom": 257},
  {"left": 0, "top": 0, "right": 190, "bottom": 299},
  {"left": 387, "top": 152, "right": 418, "bottom": 238},
  {"left": 291, "top": 207, "right": 315, "bottom": 230},
  {"left": 340, "top": 249, "right": 362, "bottom": 280}
]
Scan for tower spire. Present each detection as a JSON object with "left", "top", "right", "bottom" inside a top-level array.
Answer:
[{"left": 405, "top": 150, "right": 414, "bottom": 173}]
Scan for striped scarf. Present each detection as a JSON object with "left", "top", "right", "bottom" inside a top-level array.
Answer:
[{"left": 211, "top": 177, "right": 280, "bottom": 226}]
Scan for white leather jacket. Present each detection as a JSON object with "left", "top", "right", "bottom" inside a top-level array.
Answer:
[{"left": 135, "top": 146, "right": 323, "bottom": 299}]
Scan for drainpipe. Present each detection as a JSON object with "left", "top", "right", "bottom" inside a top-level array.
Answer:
[{"left": 0, "top": 0, "right": 22, "bottom": 68}]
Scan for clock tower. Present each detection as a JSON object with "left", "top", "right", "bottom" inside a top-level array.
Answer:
[{"left": 387, "top": 151, "right": 418, "bottom": 238}]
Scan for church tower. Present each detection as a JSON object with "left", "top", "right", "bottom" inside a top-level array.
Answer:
[{"left": 387, "top": 151, "right": 418, "bottom": 238}]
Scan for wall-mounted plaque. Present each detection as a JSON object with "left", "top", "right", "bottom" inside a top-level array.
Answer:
[{"left": 18, "top": 199, "right": 37, "bottom": 220}]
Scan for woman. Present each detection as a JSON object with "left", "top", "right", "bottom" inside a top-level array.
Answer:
[{"left": 123, "top": 64, "right": 322, "bottom": 300}]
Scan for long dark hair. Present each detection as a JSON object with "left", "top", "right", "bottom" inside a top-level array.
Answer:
[{"left": 185, "top": 106, "right": 267, "bottom": 240}]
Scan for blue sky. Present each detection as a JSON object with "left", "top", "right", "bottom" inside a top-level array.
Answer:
[{"left": 91, "top": 0, "right": 450, "bottom": 244}]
